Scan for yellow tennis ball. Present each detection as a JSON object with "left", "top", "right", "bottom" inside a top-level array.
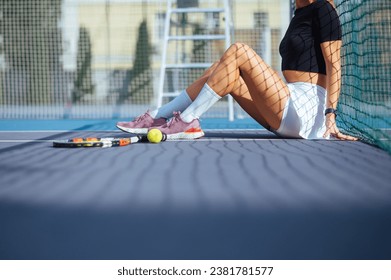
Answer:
[{"left": 147, "top": 128, "right": 163, "bottom": 143}]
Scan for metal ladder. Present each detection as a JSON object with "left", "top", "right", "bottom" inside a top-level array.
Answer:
[{"left": 157, "top": 0, "right": 234, "bottom": 121}]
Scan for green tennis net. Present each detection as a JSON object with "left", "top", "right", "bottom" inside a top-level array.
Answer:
[{"left": 336, "top": 0, "right": 391, "bottom": 152}]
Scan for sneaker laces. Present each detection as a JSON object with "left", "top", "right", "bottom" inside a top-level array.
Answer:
[{"left": 165, "top": 111, "right": 181, "bottom": 128}]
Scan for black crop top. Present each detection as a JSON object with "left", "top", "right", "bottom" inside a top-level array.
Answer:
[{"left": 279, "top": 0, "right": 342, "bottom": 75}]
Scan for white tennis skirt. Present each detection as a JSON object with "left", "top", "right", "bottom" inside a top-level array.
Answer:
[{"left": 273, "top": 82, "right": 328, "bottom": 139}]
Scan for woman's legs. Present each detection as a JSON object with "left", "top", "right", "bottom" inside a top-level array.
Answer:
[
  {"left": 118, "top": 43, "right": 290, "bottom": 133},
  {"left": 184, "top": 61, "right": 271, "bottom": 128},
  {"left": 209, "top": 43, "right": 289, "bottom": 130},
  {"left": 183, "top": 43, "right": 290, "bottom": 130}
]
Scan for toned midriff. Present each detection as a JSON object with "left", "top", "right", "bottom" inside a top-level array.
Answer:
[{"left": 283, "top": 70, "right": 327, "bottom": 89}]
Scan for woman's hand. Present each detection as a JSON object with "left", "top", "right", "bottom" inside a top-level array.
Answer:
[{"left": 323, "top": 113, "right": 358, "bottom": 140}]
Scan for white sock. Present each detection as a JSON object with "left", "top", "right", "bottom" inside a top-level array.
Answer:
[
  {"left": 181, "top": 83, "right": 221, "bottom": 123},
  {"left": 149, "top": 90, "right": 193, "bottom": 119}
]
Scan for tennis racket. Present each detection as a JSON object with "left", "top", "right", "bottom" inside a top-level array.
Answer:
[{"left": 53, "top": 134, "right": 166, "bottom": 148}]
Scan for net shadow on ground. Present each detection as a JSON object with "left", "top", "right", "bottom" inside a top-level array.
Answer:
[
  {"left": 0, "top": 130, "right": 391, "bottom": 260},
  {"left": 204, "top": 129, "right": 281, "bottom": 139}
]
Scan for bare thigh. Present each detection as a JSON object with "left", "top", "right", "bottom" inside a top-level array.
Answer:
[{"left": 230, "top": 77, "right": 272, "bottom": 129}]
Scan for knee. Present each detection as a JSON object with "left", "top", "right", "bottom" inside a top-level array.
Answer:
[
  {"left": 230, "top": 42, "right": 250, "bottom": 52},
  {"left": 224, "top": 42, "right": 252, "bottom": 59},
  {"left": 220, "top": 42, "right": 253, "bottom": 64}
]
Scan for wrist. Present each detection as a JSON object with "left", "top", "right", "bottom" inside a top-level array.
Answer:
[{"left": 325, "top": 108, "right": 337, "bottom": 117}]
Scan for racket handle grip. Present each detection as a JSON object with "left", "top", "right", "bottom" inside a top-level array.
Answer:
[
  {"left": 137, "top": 135, "right": 148, "bottom": 142},
  {"left": 138, "top": 133, "right": 168, "bottom": 142}
]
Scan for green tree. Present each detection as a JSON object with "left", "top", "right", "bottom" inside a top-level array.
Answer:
[
  {"left": 130, "top": 19, "right": 153, "bottom": 104},
  {"left": 190, "top": 23, "right": 207, "bottom": 83},
  {"left": 191, "top": 23, "right": 207, "bottom": 63},
  {"left": 117, "top": 20, "right": 153, "bottom": 105},
  {"left": 72, "top": 26, "right": 94, "bottom": 103}
]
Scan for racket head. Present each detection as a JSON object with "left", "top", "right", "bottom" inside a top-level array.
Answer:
[{"left": 53, "top": 139, "right": 104, "bottom": 148}]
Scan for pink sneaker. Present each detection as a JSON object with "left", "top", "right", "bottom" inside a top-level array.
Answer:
[
  {"left": 154, "top": 112, "right": 204, "bottom": 140},
  {"left": 116, "top": 111, "right": 166, "bottom": 134}
]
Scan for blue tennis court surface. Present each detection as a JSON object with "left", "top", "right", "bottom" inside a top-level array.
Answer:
[{"left": 0, "top": 119, "right": 391, "bottom": 260}]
